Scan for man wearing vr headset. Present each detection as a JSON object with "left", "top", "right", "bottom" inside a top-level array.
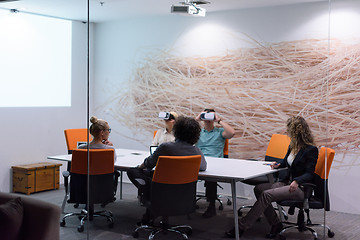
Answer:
[{"left": 195, "top": 108, "right": 236, "bottom": 218}]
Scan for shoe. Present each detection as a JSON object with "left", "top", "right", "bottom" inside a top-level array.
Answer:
[
  {"left": 202, "top": 205, "right": 216, "bottom": 218},
  {"left": 225, "top": 227, "right": 244, "bottom": 238},
  {"left": 265, "top": 222, "right": 283, "bottom": 239}
]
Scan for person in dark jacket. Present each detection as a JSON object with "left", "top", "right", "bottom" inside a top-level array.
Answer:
[{"left": 225, "top": 116, "right": 318, "bottom": 239}]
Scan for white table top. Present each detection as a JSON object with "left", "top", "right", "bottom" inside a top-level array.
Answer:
[{"left": 48, "top": 148, "right": 280, "bottom": 182}]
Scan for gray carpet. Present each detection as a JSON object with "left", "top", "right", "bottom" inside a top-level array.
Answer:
[{"left": 26, "top": 182, "right": 359, "bottom": 240}]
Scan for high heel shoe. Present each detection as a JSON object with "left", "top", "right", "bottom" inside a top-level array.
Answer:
[{"left": 225, "top": 227, "right": 244, "bottom": 238}]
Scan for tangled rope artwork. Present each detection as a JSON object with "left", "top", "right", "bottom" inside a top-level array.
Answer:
[{"left": 102, "top": 38, "right": 360, "bottom": 167}]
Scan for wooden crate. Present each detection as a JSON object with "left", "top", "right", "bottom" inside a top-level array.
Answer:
[{"left": 12, "top": 162, "right": 62, "bottom": 195}]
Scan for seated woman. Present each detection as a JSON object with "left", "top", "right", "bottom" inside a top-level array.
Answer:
[
  {"left": 78, "top": 116, "right": 120, "bottom": 199},
  {"left": 225, "top": 116, "right": 318, "bottom": 239},
  {"left": 151, "top": 111, "right": 178, "bottom": 146}
]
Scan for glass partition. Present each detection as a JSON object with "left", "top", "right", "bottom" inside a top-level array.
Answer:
[{"left": 2, "top": 0, "right": 360, "bottom": 239}]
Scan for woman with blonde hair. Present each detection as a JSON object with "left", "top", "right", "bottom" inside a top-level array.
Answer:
[
  {"left": 78, "top": 116, "right": 119, "bottom": 200},
  {"left": 151, "top": 111, "right": 178, "bottom": 146},
  {"left": 225, "top": 116, "right": 318, "bottom": 239}
]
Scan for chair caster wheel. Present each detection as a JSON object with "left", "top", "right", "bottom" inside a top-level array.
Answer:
[
  {"left": 219, "top": 205, "right": 224, "bottom": 210},
  {"left": 227, "top": 199, "right": 232, "bottom": 205},
  {"left": 74, "top": 203, "right": 79, "bottom": 208},
  {"left": 328, "top": 230, "right": 335, "bottom": 238},
  {"left": 77, "top": 225, "right": 84, "bottom": 232},
  {"left": 60, "top": 220, "right": 66, "bottom": 227},
  {"left": 133, "top": 231, "right": 139, "bottom": 238}
]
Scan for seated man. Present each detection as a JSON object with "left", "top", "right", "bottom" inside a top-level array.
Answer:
[
  {"left": 127, "top": 116, "right": 207, "bottom": 224},
  {"left": 195, "top": 109, "right": 235, "bottom": 218}
]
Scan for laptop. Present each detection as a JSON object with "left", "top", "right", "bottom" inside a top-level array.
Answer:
[{"left": 150, "top": 145, "right": 158, "bottom": 155}]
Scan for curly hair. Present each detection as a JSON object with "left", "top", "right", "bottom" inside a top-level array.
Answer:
[
  {"left": 286, "top": 116, "right": 315, "bottom": 153},
  {"left": 173, "top": 116, "right": 201, "bottom": 145}
]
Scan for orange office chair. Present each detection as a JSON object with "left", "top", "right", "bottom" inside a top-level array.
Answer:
[
  {"left": 278, "top": 147, "right": 335, "bottom": 240},
  {"left": 64, "top": 128, "right": 92, "bottom": 154},
  {"left": 238, "top": 134, "right": 291, "bottom": 216},
  {"left": 62, "top": 129, "right": 93, "bottom": 211},
  {"left": 60, "top": 149, "right": 115, "bottom": 232},
  {"left": 133, "top": 155, "right": 202, "bottom": 239}
]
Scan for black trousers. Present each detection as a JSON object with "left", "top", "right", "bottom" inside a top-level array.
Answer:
[
  {"left": 127, "top": 167, "right": 153, "bottom": 204},
  {"left": 205, "top": 181, "right": 218, "bottom": 203}
]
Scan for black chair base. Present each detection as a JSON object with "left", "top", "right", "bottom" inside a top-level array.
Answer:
[
  {"left": 279, "top": 222, "right": 334, "bottom": 240},
  {"left": 133, "top": 220, "right": 192, "bottom": 240},
  {"left": 60, "top": 208, "right": 114, "bottom": 232}
]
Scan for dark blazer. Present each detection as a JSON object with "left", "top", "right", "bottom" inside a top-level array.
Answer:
[{"left": 279, "top": 145, "right": 318, "bottom": 185}]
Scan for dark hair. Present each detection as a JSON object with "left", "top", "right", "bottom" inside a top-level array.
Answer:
[
  {"left": 173, "top": 116, "right": 201, "bottom": 145},
  {"left": 286, "top": 116, "right": 315, "bottom": 153},
  {"left": 204, "top": 108, "right": 215, "bottom": 113}
]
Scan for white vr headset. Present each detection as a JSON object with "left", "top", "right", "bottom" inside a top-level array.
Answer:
[
  {"left": 200, "top": 112, "right": 215, "bottom": 121},
  {"left": 158, "top": 112, "right": 171, "bottom": 120}
]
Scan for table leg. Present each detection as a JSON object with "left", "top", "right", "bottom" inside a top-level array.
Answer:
[
  {"left": 120, "top": 171, "right": 123, "bottom": 200},
  {"left": 231, "top": 180, "right": 239, "bottom": 240}
]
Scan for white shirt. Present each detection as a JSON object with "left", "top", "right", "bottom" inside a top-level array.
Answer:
[
  {"left": 287, "top": 152, "right": 295, "bottom": 166},
  {"left": 151, "top": 128, "right": 175, "bottom": 146}
]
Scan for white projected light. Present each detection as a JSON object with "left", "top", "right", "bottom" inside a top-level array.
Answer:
[{"left": 0, "top": 10, "right": 72, "bottom": 107}]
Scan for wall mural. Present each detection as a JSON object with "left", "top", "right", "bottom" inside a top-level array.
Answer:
[{"left": 103, "top": 38, "right": 360, "bottom": 168}]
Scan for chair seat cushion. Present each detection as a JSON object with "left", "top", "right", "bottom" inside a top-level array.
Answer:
[{"left": 279, "top": 196, "right": 324, "bottom": 210}]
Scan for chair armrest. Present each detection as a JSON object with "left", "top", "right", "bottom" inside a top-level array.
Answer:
[
  {"left": 300, "top": 183, "right": 315, "bottom": 210},
  {"left": 301, "top": 183, "right": 315, "bottom": 199}
]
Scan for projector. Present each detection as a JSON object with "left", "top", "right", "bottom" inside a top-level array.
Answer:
[{"left": 171, "top": 4, "right": 206, "bottom": 17}]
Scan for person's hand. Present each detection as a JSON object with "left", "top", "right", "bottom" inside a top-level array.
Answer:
[
  {"left": 289, "top": 180, "right": 299, "bottom": 192},
  {"left": 214, "top": 113, "right": 221, "bottom": 123},
  {"left": 102, "top": 139, "right": 113, "bottom": 146},
  {"left": 195, "top": 112, "right": 204, "bottom": 121},
  {"left": 270, "top": 162, "right": 280, "bottom": 169}
]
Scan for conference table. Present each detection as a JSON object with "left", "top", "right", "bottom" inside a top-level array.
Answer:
[{"left": 48, "top": 148, "right": 283, "bottom": 240}]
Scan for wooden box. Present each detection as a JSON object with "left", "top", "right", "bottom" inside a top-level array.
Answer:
[{"left": 12, "top": 162, "right": 62, "bottom": 195}]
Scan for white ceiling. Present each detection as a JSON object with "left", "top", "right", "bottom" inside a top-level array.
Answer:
[{"left": 0, "top": 0, "right": 327, "bottom": 22}]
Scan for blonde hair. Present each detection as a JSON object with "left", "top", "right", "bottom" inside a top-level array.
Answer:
[
  {"left": 169, "top": 111, "right": 179, "bottom": 120},
  {"left": 286, "top": 116, "right": 315, "bottom": 153},
  {"left": 89, "top": 116, "right": 108, "bottom": 137}
]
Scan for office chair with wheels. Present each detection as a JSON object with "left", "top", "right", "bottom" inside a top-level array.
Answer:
[
  {"left": 238, "top": 134, "right": 291, "bottom": 216},
  {"left": 62, "top": 129, "right": 93, "bottom": 212},
  {"left": 278, "top": 147, "right": 335, "bottom": 240},
  {"left": 133, "top": 155, "right": 202, "bottom": 240},
  {"left": 64, "top": 128, "right": 92, "bottom": 154},
  {"left": 60, "top": 149, "right": 115, "bottom": 232}
]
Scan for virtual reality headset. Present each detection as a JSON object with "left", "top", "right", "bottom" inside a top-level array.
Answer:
[
  {"left": 200, "top": 112, "right": 215, "bottom": 121},
  {"left": 158, "top": 112, "right": 174, "bottom": 120}
]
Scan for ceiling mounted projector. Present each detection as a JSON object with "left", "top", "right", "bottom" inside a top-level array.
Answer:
[{"left": 171, "top": 0, "right": 210, "bottom": 17}]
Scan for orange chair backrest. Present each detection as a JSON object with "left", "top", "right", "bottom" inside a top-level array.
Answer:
[
  {"left": 265, "top": 134, "right": 291, "bottom": 159},
  {"left": 315, "top": 147, "right": 335, "bottom": 180},
  {"left": 223, "top": 138, "right": 229, "bottom": 157},
  {"left": 71, "top": 149, "right": 114, "bottom": 175},
  {"left": 153, "top": 130, "right": 157, "bottom": 138},
  {"left": 152, "top": 155, "right": 201, "bottom": 184},
  {"left": 64, "top": 128, "right": 92, "bottom": 152}
]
